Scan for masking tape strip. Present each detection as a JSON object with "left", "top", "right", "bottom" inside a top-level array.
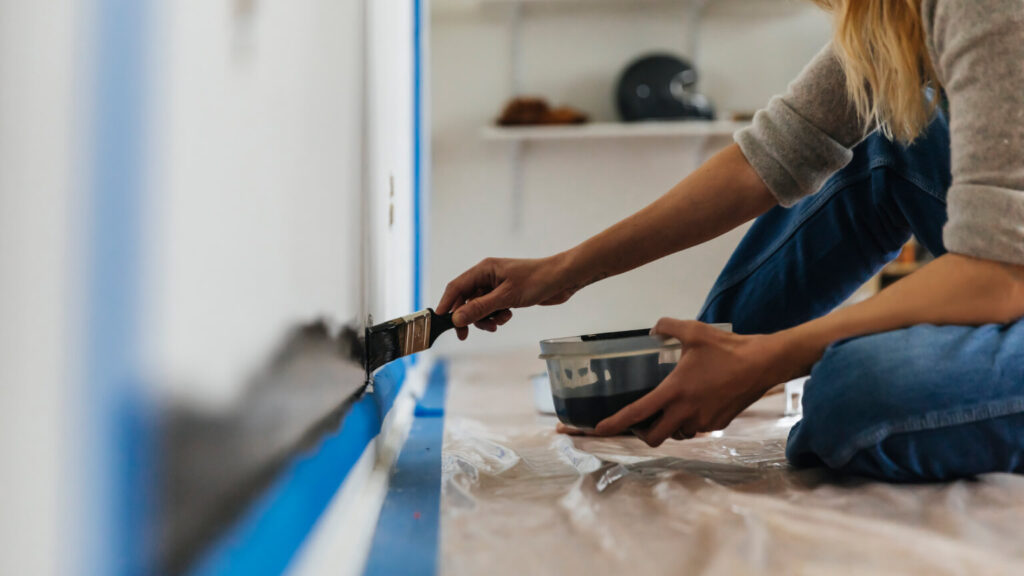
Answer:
[
  {"left": 188, "top": 361, "right": 410, "bottom": 576},
  {"left": 363, "top": 361, "right": 448, "bottom": 576}
]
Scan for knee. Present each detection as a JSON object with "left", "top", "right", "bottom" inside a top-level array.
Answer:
[
  {"left": 786, "top": 326, "right": 1024, "bottom": 482},
  {"left": 786, "top": 330, "right": 923, "bottom": 470},
  {"left": 800, "top": 331, "right": 916, "bottom": 427},
  {"left": 839, "top": 411, "right": 1024, "bottom": 482}
]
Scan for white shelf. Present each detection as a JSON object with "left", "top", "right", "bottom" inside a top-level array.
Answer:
[
  {"left": 481, "top": 120, "right": 746, "bottom": 142},
  {"left": 433, "top": 0, "right": 706, "bottom": 17},
  {"left": 445, "top": 0, "right": 703, "bottom": 7},
  {"left": 479, "top": 0, "right": 697, "bottom": 4}
]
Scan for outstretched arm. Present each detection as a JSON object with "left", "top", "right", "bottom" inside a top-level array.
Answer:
[
  {"left": 437, "top": 143, "right": 776, "bottom": 337},
  {"left": 558, "top": 143, "right": 775, "bottom": 295}
]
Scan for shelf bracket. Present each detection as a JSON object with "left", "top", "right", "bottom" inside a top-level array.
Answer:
[
  {"left": 506, "top": 1, "right": 524, "bottom": 232},
  {"left": 509, "top": 140, "right": 524, "bottom": 233},
  {"left": 508, "top": 1, "right": 523, "bottom": 94},
  {"left": 685, "top": 0, "right": 712, "bottom": 64}
]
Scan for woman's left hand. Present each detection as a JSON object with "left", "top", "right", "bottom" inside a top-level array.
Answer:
[{"left": 594, "top": 318, "right": 798, "bottom": 447}]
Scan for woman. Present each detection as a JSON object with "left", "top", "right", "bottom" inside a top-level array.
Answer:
[{"left": 437, "top": 0, "right": 1024, "bottom": 482}]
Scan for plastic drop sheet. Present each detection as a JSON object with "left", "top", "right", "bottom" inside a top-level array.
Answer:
[{"left": 440, "top": 353, "right": 1024, "bottom": 575}]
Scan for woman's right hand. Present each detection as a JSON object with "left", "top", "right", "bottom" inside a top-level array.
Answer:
[{"left": 436, "top": 253, "right": 581, "bottom": 340}]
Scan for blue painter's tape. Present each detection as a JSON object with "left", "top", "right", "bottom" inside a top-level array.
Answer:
[
  {"left": 412, "top": 0, "right": 424, "bottom": 313},
  {"left": 414, "top": 364, "right": 447, "bottom": 416},
  {"left": 364, "top": 361, "right": 448, "bottom": 576},
  {"left": 188, "top": 361, "right": 408, "bottom": 576},
  {"left": 371, "top": 358, "right": 409, "bottom": 419},
  {"left": 413, "top": 404, "right": 445, "bottom": 418},
  {"left": 90, "top": 1, "right": 152, "bottom": 575}
]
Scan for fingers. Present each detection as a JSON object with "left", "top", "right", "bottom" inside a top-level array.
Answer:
[
  {"left": 437, "top": 260, "right": 498, "bottom": 315},
  {"left": 474, "top": 308, "right": 512, "bottom": 329},
  {"left": 637, "top": 409, "right": 688, "bottom": 447},
  {"left": 452, "top": 286, "right": 512, "bottom": 327},
  {"left": 452, "top": 308, "right": 511, "bottom": 339},
  {"left": 437, "top": 275, "right": 471, "bottom": 316},
  {"left": 491, "top": 309, "right": 513, "bottom": 325},
  {"left": 651, "top": 317, "right": 708, "bottom": 342},
  {"left": 594, "top": 384, "right": 675, "bottom": 436},
  {"left": 475, "top": 318, "right": 498, "bottom": 332},
  {"left": 556, "top": 422, "right": 620, "bottom": 437},
  {"left": 556, "top": 422, "right": 586, "bottom": 436},
  {"left": 671, "top": 428, "right": 698, "bottom": 441}
]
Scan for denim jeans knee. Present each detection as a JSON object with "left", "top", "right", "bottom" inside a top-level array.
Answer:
[
  {"left": 786, "top": 331, "right": 910, "bottom": 470},
  {"left": 787, "top": 323, "right": 1024, "bottom": 481}
]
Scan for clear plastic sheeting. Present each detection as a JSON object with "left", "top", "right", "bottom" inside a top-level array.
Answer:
[{"left": 440, "top": 353, "right": 1024, "bottom": 575}]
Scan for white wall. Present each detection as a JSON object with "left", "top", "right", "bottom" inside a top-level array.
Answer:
[
  {"left": 366, "top": 0, "right": 418, "bottom": 322},
  {"left": 147, "top": 0, "right": 419, "bottom": 409},
  {"left": 147, "top": 0, "right": 394, "bottom": 408},
  {"left": 429, "top": 0, "right": 831, "bottom": 354},
  {"left": 0, "top": 1, "right": 420, "bottom": 572},
  {"left": 0, "top": 4, "right": 80, "bottom": 576}
]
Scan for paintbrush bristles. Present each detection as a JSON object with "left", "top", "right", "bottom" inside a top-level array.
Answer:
[{"left": 365, "top": 309, "right": 435, "bottom": 374}]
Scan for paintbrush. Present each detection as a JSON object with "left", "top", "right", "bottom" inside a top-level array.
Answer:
[{"left": 364, "top": 308, "right": 456, "bottom": 376}]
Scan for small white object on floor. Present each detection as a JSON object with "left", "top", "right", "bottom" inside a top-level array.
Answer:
[{"left": 784, "top": 377, "right": 807, "bottom": 417}]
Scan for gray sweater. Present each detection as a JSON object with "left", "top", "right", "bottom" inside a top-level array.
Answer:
[{"left": 735, "top": 0, "right": 1024, "bottom": 265}]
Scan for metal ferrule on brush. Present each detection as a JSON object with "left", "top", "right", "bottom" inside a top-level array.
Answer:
[
  {"left": 365, "top": 308, "right": 455, "bottom": 376},
  {"left": 397, "top": 310, "right": 432, "bottom": 356}
]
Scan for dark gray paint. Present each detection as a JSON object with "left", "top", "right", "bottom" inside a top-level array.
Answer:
[{"left": 159, "top": 321, "right": 367, "bottom": 575}]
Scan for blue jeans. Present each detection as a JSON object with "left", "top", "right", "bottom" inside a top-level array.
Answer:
[{"left": 699, "top": 111, "right": 1024, "bottom": 482}]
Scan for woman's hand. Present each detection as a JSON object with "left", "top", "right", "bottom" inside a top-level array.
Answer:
[
  {"left": 594, "top": 319, "right": 800, "bottom": 447},
  {"left": 587, "top": 255, "right": 1024, "bottom": 447},
  {"left": 436, "top": 253, "right": 583, "bottom": 340}
]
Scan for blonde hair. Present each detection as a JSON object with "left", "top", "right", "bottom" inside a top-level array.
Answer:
[{"left": 811, "top": 0, "right": 939, "bottom": 142}]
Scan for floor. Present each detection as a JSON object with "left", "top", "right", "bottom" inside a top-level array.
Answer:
[{"left": 440, "top": 352, "right": 1024, "bottom": 575}]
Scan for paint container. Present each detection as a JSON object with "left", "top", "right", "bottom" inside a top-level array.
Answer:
[
  {"left": 539, "top": 324, "right": 731, "bottom": 431},
  {"left": 530, "top": 373, "right": 557, "bottom": 415}
]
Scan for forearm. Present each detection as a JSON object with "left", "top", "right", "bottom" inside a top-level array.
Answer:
[
  {"left": 778, "top": 254, "right": 1024, "bottom": 378},
  {"left": 559, "top": 144, "right": 775, "bottom": 289}
]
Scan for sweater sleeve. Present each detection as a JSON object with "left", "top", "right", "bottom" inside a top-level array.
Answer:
[
  {"left": 734, "top": 43, "right": 872, "bottom": 207},
  {"left": 929, "top": 0, "right": 1024, "bottom": 265}
]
